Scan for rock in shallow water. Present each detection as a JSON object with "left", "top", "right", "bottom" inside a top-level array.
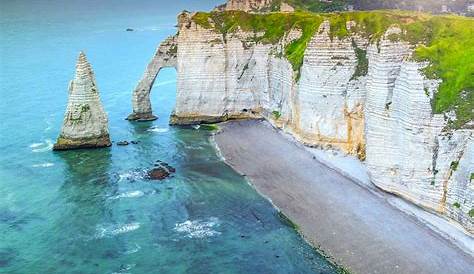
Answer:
[
  {"left": 117, "top": 141, "right": 129, "bottom": 146},
  {"left": 147, "top": 161, "right": 176, "bottom": 180}
]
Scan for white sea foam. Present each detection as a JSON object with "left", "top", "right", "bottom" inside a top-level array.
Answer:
[
  {"left": 174, "top": 217, "right": 221, "bottom": 239},
  {"left": 147, "top": 126, "right": 169, "bottom": 133},
  {"left": 123, "top": 244, "right": 141, "bottom": 255},
  {"left": 118, "top": 170, "right": 147, "bottom": 182},
  {"left": 192, "top": 125, "right": 200, "bottom": 130},
  {"left": 44, "top": 117, "right": 53, "bottom": 132},
  {"left": 30, "top": 139, "right": 53, "bottom": 152},
  {"left": 184, "top": 145, "right": 204, "bottom": 150},
  {"left": 95, "top": 222, "right": 141, "bottom": 238},
  {"left": 29, "top": 143, "right": 43, "bottom": 148},
  {"left": 109, "top": 190, "right": 144, "bottom": 200},
  {"left": 32, "top": 163, "right": 55, "bottom": 168},
  {"left": 111, "top": 263, "right": 136, "bottom": 274}
]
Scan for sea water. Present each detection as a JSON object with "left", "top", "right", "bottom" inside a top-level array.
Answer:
[{"left": 0, "top": 1, "right": 338, "bottom": 273}]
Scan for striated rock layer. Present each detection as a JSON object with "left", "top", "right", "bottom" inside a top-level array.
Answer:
[
  {"left": 54, "top": 52, "right": 111, "bottom": 150},
  {"left": 130, "top": 12, "right": 473, "bottom": 233}
]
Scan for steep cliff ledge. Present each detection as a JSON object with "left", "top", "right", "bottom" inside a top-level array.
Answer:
[
  {"left": 54, "top": 52, "right": 111, "bottom": 150},
  {"left": 130, "top": 10, "right": 473, "bottom": 233}
]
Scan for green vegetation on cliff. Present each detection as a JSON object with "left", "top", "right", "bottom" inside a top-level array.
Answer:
[
  {"left": 192, "top": 11, "right": 473, "bottom": 128},
  {"left": 193, "top": 11, "right": 322, "bottom": 76}
]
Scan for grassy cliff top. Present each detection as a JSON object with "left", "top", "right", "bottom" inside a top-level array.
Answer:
[{"left": 192, "top": 10, "right": 473, "bottom": 128}]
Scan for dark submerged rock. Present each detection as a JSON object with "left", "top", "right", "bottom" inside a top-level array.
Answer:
[
  {"left": 147, "top": 161, "right": 176, "bottom": 180},
  {"left": 117, "top": 141, "right": 129, "bottom": 146},
  {"left": 147, "top": 167, "right": 170, "bottom": 180}
]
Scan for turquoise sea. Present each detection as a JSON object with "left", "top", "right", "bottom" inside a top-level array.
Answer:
[{"left": 0, "top": 1, "right": 338, "bottom": 273}]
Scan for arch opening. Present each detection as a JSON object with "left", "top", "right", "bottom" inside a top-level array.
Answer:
[{"left": 127, "top": 35, "right": 177, "bottom": 121}]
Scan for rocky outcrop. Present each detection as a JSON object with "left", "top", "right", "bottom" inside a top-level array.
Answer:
[
  {"left": 130, "top": 13, "right": 473, "bottom": 233},
  {"left": 127, "top": 36, "right": 178, "bottom": 121},
  {"left": 54, "top": 52, "right": 111, "bottom": 150},
  {"left": 147, "top": 160, "right": 176, "bottom": 180}
]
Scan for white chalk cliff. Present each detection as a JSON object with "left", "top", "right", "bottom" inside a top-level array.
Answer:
[
  {"left": 54, "top": 52, "right": 111, "bottom": 150},
  {"left": 129, "top": 12, "right": 473, "bottom": 233}
]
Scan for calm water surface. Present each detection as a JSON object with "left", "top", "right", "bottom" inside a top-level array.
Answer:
[{"left": 0, "top": 1, "right": 338, "bottom": 273}]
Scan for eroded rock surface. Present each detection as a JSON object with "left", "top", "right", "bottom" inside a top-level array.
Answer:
[
  {"left": 128, "top": 36, "right": 178, "bottom": 121},
  {"left": 54, "top": 52, "right": 111, "bottom": 150},
  {"left": 131, "top": 13, "right": 473, "bottom": 232},
  {"left": 147, "top": 161, "right": 176, "bottom": 180}
]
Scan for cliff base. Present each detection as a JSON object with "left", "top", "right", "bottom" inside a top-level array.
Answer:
[
  {"left": 53, "top": 135, "right": 112, "bottom": 151},
  {"left": 126, "top": 112, "right": 158, "bottom": 122},
  {"left": 169, "top": 112, "right": 260, "bottom": 125}
]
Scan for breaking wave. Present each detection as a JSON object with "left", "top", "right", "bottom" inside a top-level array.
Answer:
[
  {"left": 117, "top": 169, "right": 148, "bottom": 182},
  {"left": 32, "top": 163, "right": 55, "bottom": 168},
  {"left": 123, "top": 244, "right": 141, "bottom": 255},
  {"left": 30, "top": 139, "right": 53, "bottom": 153},
  {"left": 95, "top": 222, "right": 141, "bottom": 238},
  {"left": 109, "top": 190, "right": 144, "bottom": 200},
  {"left": 147, "top": 126, "right": 169, "bottom": 133},
  {"left": 174, "top": 217, "right": 221, "bottom": 239}
]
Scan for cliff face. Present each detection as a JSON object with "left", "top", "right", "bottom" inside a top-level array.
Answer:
[
  {"left": 54, "top": 52, "right": 111, "bottom": 150},
  {"left": 130, "top": 12, "right": 473, "bottom": 233}
]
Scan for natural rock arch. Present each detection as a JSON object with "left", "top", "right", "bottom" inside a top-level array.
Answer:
[{"left": 127, "top": 36, "right": 178, "bottom": 121}]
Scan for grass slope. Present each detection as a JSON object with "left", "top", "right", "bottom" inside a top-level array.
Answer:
[{"left": 192, "top": 10, "right": 473, "bottom": 128}]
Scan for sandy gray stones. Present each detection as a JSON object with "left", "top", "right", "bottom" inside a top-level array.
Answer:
[{"left": 53, "top": 52, "right": 111, "bottom": 150}]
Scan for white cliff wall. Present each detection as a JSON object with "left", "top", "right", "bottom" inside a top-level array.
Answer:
[
  {"left": 134, "top": 14, "right": 473, "bottom": 233},
  {"left": 171, "top": 17, "right": 271, "bottom": 124},
  {"left": 364, "top": 29, "right": 473, "bottom": 232},
  {"left": 284, "top": 21, "right": 367, "bottom": 158}
]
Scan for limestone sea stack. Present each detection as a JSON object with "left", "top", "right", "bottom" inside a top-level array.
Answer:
[{"left": 53, "top": 52, "right": 111, "bottom": 150}]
